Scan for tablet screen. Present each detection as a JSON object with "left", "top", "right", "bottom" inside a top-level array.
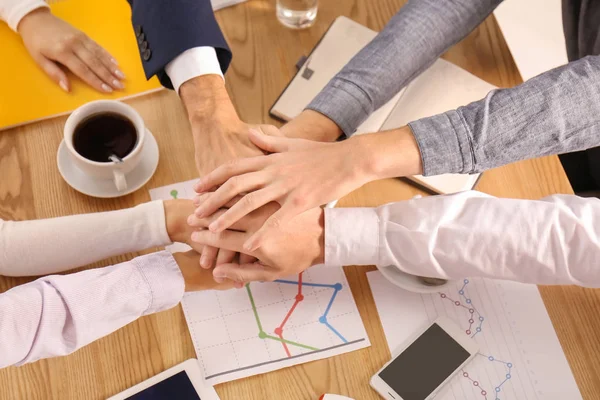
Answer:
[{"left": 126, "top": 371, "right": 201, "bottom": 400}]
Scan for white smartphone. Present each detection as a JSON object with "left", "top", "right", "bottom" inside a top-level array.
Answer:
[
  {"left": 107, "top": 359, "right": 219, "bottom": 400},
  {"left": 370, "top": 317, "right": 479, "bottom": 400}
]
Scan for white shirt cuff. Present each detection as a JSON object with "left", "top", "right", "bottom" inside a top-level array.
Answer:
[
  {"left": 324, "top": 207, "right": 380, "bottom": 266},
  {"left": 165, "top": 47, "right": 224, "bottom": 94},
  {"left": 2, "top": 0, "right": 49, "bottom": 31}
]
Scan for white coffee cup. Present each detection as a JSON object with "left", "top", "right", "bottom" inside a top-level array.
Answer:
[{"left": 63, "top": 100, "right": 146, "bottom": 192}]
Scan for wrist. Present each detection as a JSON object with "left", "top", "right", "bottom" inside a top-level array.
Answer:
[
  {"left": 282, "top": 110, "right": 342, "bottom": 142},
  {"left": 17, "top": 6, "right": 51, "bottom": 35},
  {"left": 358, "top": 125, "right": 423, "bottom": 180},
  {"left": 179, "top": 75, "right": 237, "bottom": 124},
  {"left": 163, "top": 199, "right": 195, "bottom": 244}
]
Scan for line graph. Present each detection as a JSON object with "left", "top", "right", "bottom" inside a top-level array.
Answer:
[{"left": 441, "top": 279, "right": 513, "bottom": 400}]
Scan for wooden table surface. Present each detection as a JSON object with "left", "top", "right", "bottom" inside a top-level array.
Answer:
[{"left": 1, "top": 1, "right": 599, "bottom": 399}]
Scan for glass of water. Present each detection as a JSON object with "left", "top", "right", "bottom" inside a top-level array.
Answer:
[{"left": 276, "top": 0, "right": 318, "bottom": 29}]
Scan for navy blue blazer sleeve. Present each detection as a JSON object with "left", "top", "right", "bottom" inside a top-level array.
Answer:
[{"left": 127, "top": 0, "right": 232, "bottom": 90}]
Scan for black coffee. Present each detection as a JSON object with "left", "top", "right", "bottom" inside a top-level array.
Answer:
[{"left": 73, "top": 112, "right": 137, "bottom": 162}]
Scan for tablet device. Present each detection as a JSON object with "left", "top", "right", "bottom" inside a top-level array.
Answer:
[{"left": 108, "top": 359, "right": 219, "bottom": 400}]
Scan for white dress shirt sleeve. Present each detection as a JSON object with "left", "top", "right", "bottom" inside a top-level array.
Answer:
[
  {"left": 165, "top": 46, "right": 224, "bottom": 94},
  {"left": 0, "top": 0, "right": 48, "bottom": 31},
  {"left": 0, "top": 251, "right": 184, "bottom": 368},
  {"left": 0, "top": 201, "right": 172, "bottom": 277},
  {"left": 325, "top": 191, "right": 600, "bottom": 287}
]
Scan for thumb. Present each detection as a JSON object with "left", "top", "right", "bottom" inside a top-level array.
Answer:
[
  {"left": 213, "top": 262, "right": 274, "bottom": 284},
  {"left": 249, "top": 128, "right": 290, "bottom": 153},
  {"left": 36, "top": 55, "right": 70, "bottom": 92}
]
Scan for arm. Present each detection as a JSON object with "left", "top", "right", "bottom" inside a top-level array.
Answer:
[
  {"left": 0, "top": 200, "right": 193, "bottom": 277},
  {"left": 305, "top": 0, "right": 504, "bottom": 137},
  {"left": 326, "top": 192, "right": 600, "bottom": 286},
  {"left": 0, "top": 250, "right": 231, "bottom": 368},
  {"left": 127, "top": 0, "right": 231, "bottom": 90},
  {"left": 188, "top": 192, "right": 600, "bottom": 287}
]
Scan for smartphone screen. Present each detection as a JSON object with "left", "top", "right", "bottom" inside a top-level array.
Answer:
[{"left": 378, "top": 323, "right": 470, "bottom": 400}]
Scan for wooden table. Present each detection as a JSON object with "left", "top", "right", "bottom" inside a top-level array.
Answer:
[{"left": 1, "top": 1, "right": 599, "bottom": 399}]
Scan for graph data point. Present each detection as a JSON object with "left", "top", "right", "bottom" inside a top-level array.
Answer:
[
  {"left": 489, "top": 356, "right": 494, "bottom": 361},
  {"left": 455, "top": 301, "right": 461, "bottom": 306},
  {"left": 319, "top": 316, "right": 327, "bottom": 324},
  {"left": 334, "top": 283, "right": 342, "bottom": 291},
  {"left": 506, "top": 374, "right": 511, "bottom": 379},
  {"left": 274, "top": 327, "right": 283, "bottom": 336},
  {"left": 466, "top": 330, "right": 471, "bottom": 335},
  {"left": 466, "top": 299, "right": 472, "bottom": 304},
  {"left": 473, "top": 381, "right": 479, "bottom": 387},
  {"left": 459, "top": 290, "right": 464, "bottom": 295},
  {"left": 507, "top": 363, "right": 513, "bottom": 368},
  {"left": 296, "top": 294, "right": 304, "bottom": 301},
  {"left": 463, "top": 372, "right": 469, "bottom": 377},
  {"left": 479, "top": 316, "right": 485, "bottom": 321},
  {"left": 495, "top": 387, "right": 501, "bottom": 392},
  {"left": 464, "top": 279, "right": 469, "bottom": 284},
  {"left": 258, "top": 331, "right": 267, "bottom": 339},
  {"left": 476, "top": 327, "right": 482, "bottom": 332},
  {"left": 469, "top": 308, "right": 475, "bottom": 313},
  {"left": 481, "top": 391, "right": 487, "bottom": 396},
  {"left": 440, "top": 293, "right": 447, "bottom": 298}
]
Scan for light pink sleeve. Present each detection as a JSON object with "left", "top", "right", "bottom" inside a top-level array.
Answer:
[
  {"left": 0, "top": 251, "right": 184, "bottom": 368},
  {"left": 0, "top": 0, "right": 48, "bottom": 31}
]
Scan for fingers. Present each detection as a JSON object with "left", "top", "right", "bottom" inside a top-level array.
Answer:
[
  {"left": 74, "top": 40, "right": 123, "bottom": 91},
  {"left": 191, "top": 229, "right": 250, "bottom": 254},
  {"left": 193, "top": 157, "right": 268, "bottom": 194},
  {"left": 200, "top": 245, "right": 218, "bottom": 269},
  {"left": 213, "top": 263, "right": 276, "bottom": 284},
  {"left": 194, "top": 172, "right": 267, "bottom": 218},
  {"left": 207, "top": 188, "right": 276, "bottom": 233},
  {"left": 188, "top": 208, "right": 252, "bottom": 232},
  {"left": 249, "top": 129, "right": 290, "bottom": 153},
  {"left": 62, "top": 51, "right": 113, "bottom": 93},
  {"left": 239, "top": 253, "right": 258, "bottom": 264},
  {"left": 216, "top": 249, "right": 236, "bottom": 266},
  {"left": 36, "top": 55, "right": 70, "bottom": 92}
]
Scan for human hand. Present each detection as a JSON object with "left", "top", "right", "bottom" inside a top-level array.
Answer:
[
  {"left": 188, "top": 200, "right": 325, "bottom": 286},
  {"left": 17, "top": 8, "right": 124, "bottom": 93},
  {"left": 179, "top": 75, "right": 282, "bottom": 267},
  {"left": 192, "top": 129, "right": 374, "bottom": 252},
  {"left": 172, "top": 251, "right": 235, "bottom": 291}
]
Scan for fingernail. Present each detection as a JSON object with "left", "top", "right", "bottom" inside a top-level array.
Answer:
[
  {"left": 115, "top": 69, "right": 125, "bottom": 79},
  {"left": 193, "top": 196, "right": 201, "bottom": 206},
  {"left": 191, "top": 232, "right": 200, "bottom": 242},
  {"left": 193, "top": 182, "right": 202, "bottom": 192},
  {"left": 249, "top": 128, "right": 262, "bottom": 135},
  {"left": 209, "top": 222, "right": 219, "bottom": 232},
  {"left": 187, "top": 215, "right": 196, "bottom": 226},
  {"left": 112, "top": 79, "right": 124, "bottom": 90},
  {"left": 59, "top": 80, "right": 69, "bottom": 92},
  {"left": 214, "top": 275, "right": 225, "bottom": 283},
  {"left": 200, "top": 255, "right": 208, "bottom": 267},
  {"left": 101, "top": 83, "right": 113, "bottom": 93},
  {"left": 243, "top": 241, "right": 254, "bottom": 252},
  {"left": 195, "top": 208, "right": 205, "bottom": 218},
  {"left": 235, "top": 282, "right": 244, "bottom": 289},
  {"left": 111, "top": 58, "right": 119, "bottom": 65}
]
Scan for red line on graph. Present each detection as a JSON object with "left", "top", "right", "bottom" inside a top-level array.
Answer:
[{"left": 275, "top": 272, "right": 305, "bottom": 357}]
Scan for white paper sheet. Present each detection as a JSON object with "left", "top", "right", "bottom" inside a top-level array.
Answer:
[
  {"left": 150, "top": 180, "right": 370, "bottom": 384},
  {"left": 366, "top": 271, "right": 582, "bottom": 400}
]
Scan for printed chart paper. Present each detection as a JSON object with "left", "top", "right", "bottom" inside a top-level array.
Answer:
[
  {"left": 367, "top": 271, "right": 582, "bottom": 400},
  {"left": 150, "top": 180, "right": 370, "bottom": 384}
]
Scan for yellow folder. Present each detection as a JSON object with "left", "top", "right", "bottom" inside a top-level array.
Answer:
[{"left": 0, "top": 0, "right": 162, "bottom": 131}]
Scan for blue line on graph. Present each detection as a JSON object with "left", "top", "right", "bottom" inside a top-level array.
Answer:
[{"left": 275, "top": 280, "right": 347, "bottom": 343}]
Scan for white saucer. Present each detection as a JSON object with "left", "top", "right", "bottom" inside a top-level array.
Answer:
[
  {"left": 57, "top": 128, "right": 160, "bottom": 198},
  {"left": 378, "top": 264, "right": 453, "bottom": 294}
]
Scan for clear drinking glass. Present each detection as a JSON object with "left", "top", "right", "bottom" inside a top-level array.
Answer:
[{"left": 276, "top": 0, "right": 318, "bottom": 29}]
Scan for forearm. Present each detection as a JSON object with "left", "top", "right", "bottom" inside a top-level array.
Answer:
[
  {"left": 307, "top": 0, "right": 503, "bottom": 135},
  {"left": 411, "top": 55, "right": 600, "bottom": 176},
  {"left": 0, "top": 252, "right": 184, "bottom": 368},
  {"left": 0, "top": 201, "right": 171, "bottom": 277},
  {"left": 325, "top": 192, "right": 600, "bottom": 286},
  {"left": 179, "top": 75, "right": 237, "bottom": 124},
  {"left": 0, "top": 0, "right": 47, "bottom": 31}
]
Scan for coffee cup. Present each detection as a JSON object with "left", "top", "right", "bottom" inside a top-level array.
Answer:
[{"left": 63, "top": 100, "right": 146, "bottom": 192}]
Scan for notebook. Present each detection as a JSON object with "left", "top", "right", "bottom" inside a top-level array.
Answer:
[{"left": 270, "top": 16, "right": 497, "bottom": 194}]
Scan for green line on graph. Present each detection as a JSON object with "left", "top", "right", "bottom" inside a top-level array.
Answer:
[{"left": 246, "top": 283, "right": 318, "bottom": 351}]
